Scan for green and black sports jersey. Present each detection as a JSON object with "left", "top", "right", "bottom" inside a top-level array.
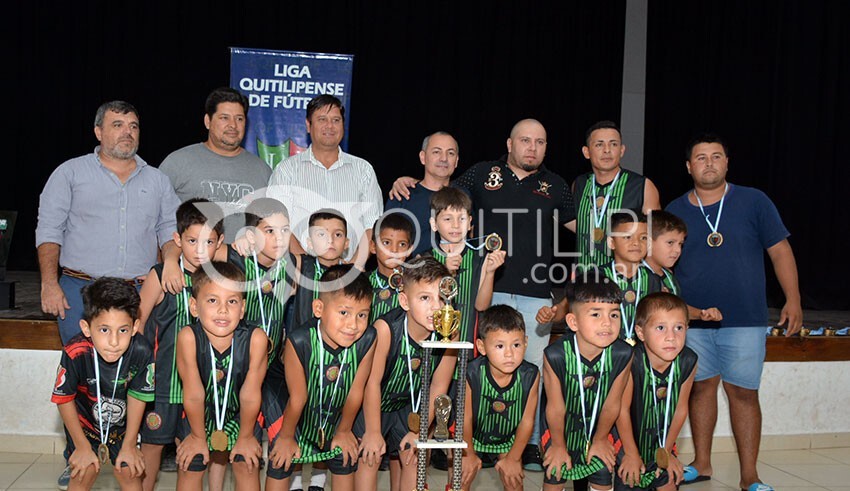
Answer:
[
  {"left": 188, "top": 321, "right": 255, "bottom": 451},
  {"left": 467, "top": 356, "right": 539, "bottom": 454},
  {"left": 573, "top": 169, "right": 646, "bottom": 268},
  {"left": 431, "top": 246, "right": 484, "bottom": 368},
  {"left": 143, "top": 262, "right": 194, "bottom": 404},
  {"left": 543, "top": 331, "right": 632, "bottom": 465},
  {"left": 292, "top": 255, "right": 325, "bottom": 328},
  {"left": 601, "top": 262, "right": 661, "bottom": 341},
  {"left": 228, "top": 247, "right": 296, "bottom": 366},
  {"left": 659, "top": 267, "right": 681, "bottom": 296},
  {"left": 629, "top": 344, "right": 697, "bottom": 466},
  {"left": 369, "top": 270, "right": 400, "bottom": 324},
  {"left": 290, "top": 318, "right": 376, "bottom": 462},
  {"left": 377, "top": 308, "right": 448, "bottom": 413}
]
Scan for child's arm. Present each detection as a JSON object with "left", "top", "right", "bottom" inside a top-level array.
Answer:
[
  {"left": 460, "top": 380, "right": 481, "bottom": 488},
  {"left": 588, "top": 356, "right": 633, "bottom": 472},
  {"left": 614, "top": 371, "right": 644, "bottom": 488},
  {"left": 497, "top": 372, "right": 540, "bottom": 489},
  {"left": 688, "top": 305, "right": 723, "bottom": 322},
  {"left": 115, "top": 396, "right": 148, "bottom": 478},
  {"left": 664, "top": 365, "right": 697, "bottom": 486},
  {"left": 333, "top": 341, "right": 377, "bottom": 466},
  {"left": 57, "top": 402, "right": 101, "bottom": 480},
  {"left": 541, "top": 357, "right": 571, "bottom": 481},
  {"left": 137, "top": 268, "right": 165, "bottom": 334},
  {"left": 160, "top": 240, "right": 185, "bottom": 294},
  {"left": 475, "top": 250, "right": 506, "bottom": 311},
  {"left": 359, "top": 320, "right": 391, "bottom": 467},
  {"left": 230, "top": 328, "right": 269, "bottom": 471},
  {"left": 175, "top": 327, "right": 209, "bottom": 470},
  {"left": 268, "top": 339, "right": 306, "bottom": 471}
]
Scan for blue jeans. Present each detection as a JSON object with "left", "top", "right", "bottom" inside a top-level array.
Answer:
[
  {"left": 490, "top": 292, "right": 552, "bottom": 444},
  {"left": 57, "top": 275, "right": 92, "bottom": 345}
]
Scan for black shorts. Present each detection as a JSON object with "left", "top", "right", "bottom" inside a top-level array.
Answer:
[
  {"left": 177, "top": 414, "right": 262, "bottom": 472},
  {"left": 352, "top": 405, "right": 411, "bottom": 458},
  {"left": 140, "top": 400, "right": 182, "bottom": 444},
  {"left": 64, "top": 427, "right": 128, "bottom": 468},
  {"left": 260, "top": 363, "right": 289, "bottom": 435}
]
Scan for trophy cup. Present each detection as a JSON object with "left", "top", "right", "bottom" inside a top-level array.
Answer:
[
  {"left": 433, "top": 394, "right": 452, "bottom": 441},
  {"left": 433, "top": 276, "right": 461, "bottom": 342}
]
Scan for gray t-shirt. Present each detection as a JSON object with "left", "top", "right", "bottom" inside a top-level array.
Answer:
[{"left": 159, "top": 143, "right": 272, "bottom": 242}]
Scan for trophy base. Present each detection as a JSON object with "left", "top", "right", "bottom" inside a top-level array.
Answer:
[{"left": 0, "top": 281, "right": 15, "bottom": 310}]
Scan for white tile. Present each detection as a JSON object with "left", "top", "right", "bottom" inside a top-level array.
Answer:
[
  {"left": 770, "top": 464, "right": 850, "bottom": 487},
  {"left": 0, "top": 455, "right": 36, "bottom": 465},
  {"left": 7, "top": 463, "right": 67, "bottom": 489},
  {"left": 0, "top": 464, "right": 30, "bottom": 489},
  {"left": 708, "top": 461, "right": 816, "bottom": 489},
  {"left": 811, "top": 448, "right": 850, "bottom": 465},
  {"left": 760, "top": 449, "right": 833, "bottom": 465}
]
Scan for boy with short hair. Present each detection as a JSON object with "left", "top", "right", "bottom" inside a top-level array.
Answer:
[
  {"left": 541, "top": 277, "right": 633, "bottom": 491},
  {"left": 354, "top": 256, "right": 457, "bottom": 491},
  {"left": 601, "top": 210, "right": 661, "bottom": 345},
  {"left": 52, "top": 277, "right": 155, "bottom": 490},
  {"left": 175, "top": 262, "right": 268, "bottom": 491},
  {"left": 137, "top": 197, "right": 224, "bottom": 491},
  {"left": 615, "top": 292, "right": 698, "bottom": 491},
  {"left": 265, "top": 264, "right": 377, "bottom": 491},
  {"left": 368, "top": 212, "right": 415, "bottom": 324},
  {"left": 460, "top": 305, "right": 540, "bottom": 491},
  {"left": 644, "top": 210, "right": 722, "bottom": 322},
  {"left": 292, "top": 209, "right": 350, "bottom": 328}
]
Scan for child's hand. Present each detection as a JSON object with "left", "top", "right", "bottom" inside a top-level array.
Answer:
[
  {"left": 542, "top": 444, "right": 571, "bottom": 481},
  {"left": 588, "top": 437, "right": 616, "bottom": 472},
  {"left": 699, "top": 307, "right": 723, "bottom": 322},
  {"left": 461, "top": 452, "right": 482, "bottom": 487},
  {"left": 484, "top": 250, "right": 506, "bottom": 273},
  {"left": 666, "top": 454, "right": 685, "bottom": 485},
  {"left": 536, "top": 305, "right": 558, "bottom": 323},
  {"left": 68, "top": 446, "right": 100, "bottom": 482},
  {"left": 445, "top": 248, "right": 462, "bottom": 272},
  {"left": 331, "top": 429, "right": 359, "bottom": 467},
  {"left": 358, "top": 430, "right": 386, "bottom": 468},
  {"left": 161, "top": 255, "right": 186, "bottom": 295},
  {"left": 232, "top": 233, "right": 256, "bottom": 257},
  {"left": 617, "top": 451, "right": 645, "bottom": 488},
  {"left": 230, "top": 435, "right": 263, "bottom": 473},
  {"left": 398, "top": 431, "right": 418, "bottom": 466},
  {"left": 176, "top": 434, "right": 209, "bottom": 471},
  {"left": 495, "top": 454, "right": 524, "bottom": 489},
  {"left": 269, "top": 436, "right": 300, "bottom": 471},
  {"left": 115, "top": 442, "right": 145, "bottom": 478}
]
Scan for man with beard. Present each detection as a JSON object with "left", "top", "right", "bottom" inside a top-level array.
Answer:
[{"left": 36, "top": 100, "right": 181, "bottom": 489}]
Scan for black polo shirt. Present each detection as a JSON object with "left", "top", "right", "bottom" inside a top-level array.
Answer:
[{"left": 453, "top": 158, "right": 576, "bottom": 298}]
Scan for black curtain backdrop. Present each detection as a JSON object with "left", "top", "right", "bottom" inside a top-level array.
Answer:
[
  {"left": 9, "top": 1, "right": 626, "bottom": 277},
  {"left": 644, "top": 1, "right": 848, "bottom": 310}
]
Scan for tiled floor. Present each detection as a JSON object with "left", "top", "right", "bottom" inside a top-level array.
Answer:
[{"left": 1, "top": 447, "right": 850, "bottom": 490}]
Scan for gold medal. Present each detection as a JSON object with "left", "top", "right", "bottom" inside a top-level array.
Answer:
[
  {"left": 707, "top": 232, "right": 724, "bottom": 247},
  {"left": 379, "top": 288, "right": 391, "bottom": 301},
  {"left": 318, "top": 427, "right": 326, "bottom": 449},
  {"left": 407, "top": 411, "right": 420, "bottom": 433},
  {"left": 210, "top": 430, "right": 229, "bottom": 451},
  {"left": 624, "top": 290, "right": 637, "bottom": 304},
  {"left": 655, "top": 447, "right": 669, "bottom": 469},
  {"left": 595, "top": 196, "right": 605, "bottom": 209},
  {"left": 625, "top": 337, "right": 636, "bottom": 346},
  {"left": 97, "top": 443, "right": 109, "bottom": 465},
  {"left": 484, "top": 233, "right": 502, "bottom": 252},
  {"left": 388, "top": 269, "right": 403, "bottom": 291},
  {"left": 592, "top": 227, "right": 605, "bottom": 242},
  {"left": 585, "top": 440, "right": 591, "bottom": 463}
]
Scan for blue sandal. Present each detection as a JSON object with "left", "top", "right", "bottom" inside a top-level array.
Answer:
[{"left": 682, "top": 465, "right": 711, "bottom": 484}]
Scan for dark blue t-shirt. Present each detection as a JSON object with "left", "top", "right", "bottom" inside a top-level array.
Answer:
[
  {"left": 385, "top": 183, "right": 437, "bottom": 257},
  {"left": 665, "top": 184, "right": 788, "bottom": 328}
]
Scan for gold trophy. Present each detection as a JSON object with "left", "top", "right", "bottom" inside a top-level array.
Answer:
[
  {"left": 433, "top": 276, "right": 461, "bottom": 342},
  {"left": 433, "top": 394, "right": 452, "bottom": 441}
]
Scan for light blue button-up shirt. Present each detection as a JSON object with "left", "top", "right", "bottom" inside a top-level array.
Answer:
[{"left": 36, "top": 147, "right": 180, "bottom": 279}]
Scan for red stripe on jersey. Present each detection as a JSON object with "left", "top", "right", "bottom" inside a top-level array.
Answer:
[{"left": 65, "top": 339, "right": 93, "bottom": 359}]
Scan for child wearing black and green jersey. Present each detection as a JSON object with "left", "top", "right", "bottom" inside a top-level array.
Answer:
[
  {"left": 614, "top": 292, "right": 697, "bottom": 491},
  {"left": 541, "top": 277, "right": 633, "bottom": 491},
  {"left": 265, "top": 264, "right": 377, "bottom": 491},
  {"left": 367, "top": 212, "right": 414, "bottom": 324},
  {"left": 460, "top": 305, "right": 540, "bottom": 491}
]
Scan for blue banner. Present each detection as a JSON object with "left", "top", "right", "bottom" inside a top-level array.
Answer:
[{"left": 229, "top": 47, "right": 354, "bottom": 169}]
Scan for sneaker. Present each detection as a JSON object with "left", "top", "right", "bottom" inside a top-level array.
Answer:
[
  {"left": 57, "top": 464, "right": 71, "bottom": 490},
  {"left": 521, "top": 444, "right": 543, "bottom": 472},
  {"left": 430, "top": 448, "right": 448, "bottom": 471}
]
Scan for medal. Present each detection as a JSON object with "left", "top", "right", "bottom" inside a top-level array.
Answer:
[
  {"left": 316, "top": 321, "right": 350, "bottom": 450},
  {"left": 623, "top": 290, "right": 637, "bottom": 304},
  {"left": 484, "top": 233, "right": 502, "bottom": 252},
  {"left": 98, "top": 443, "right": 110, "bottom": 465},
  {"left": 379, "top": 288, "right": 391, "bottom": 301},
  {"left": 592, "top": 227, "right": 605, "bottom": 242},
  {"left": 655, "top": 447, "right": 669, "bottom": 469},
  {"left": 694, "top": 183, "right": 728, "bottom": 249},
  {"left": 210, "top": 430, "right": 229, "bottom": 452},
  {"left": 318, "top": 427, "right": 326, "bottom": 449},
  {"left": 610, "top": 262, "right": 643, "bottom": 341},
  {"left": 590, "top": 171, "right": 622, "bottom": 245},
  {"left": 625, "top": 337, "right": 636, "bottom": 346},
  {"left": 388, "top": 269, "right": 403, "bottom": 291},
  {"left": 251, "top": 251, "right": 286, "bottom": 336},
  {"left": 585, "top": 440, "right": 591, "bottom": 463},
  {"left": 595, "top": 196, "right": 605, "bottom": 209},
  {"left": 707, "top": 232, "right": 724, "bottom": 247},
  {"left": 408, "top": 411, "right": 420, "bottom": 433}
]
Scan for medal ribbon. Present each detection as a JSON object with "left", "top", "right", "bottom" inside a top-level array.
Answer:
[
  {"left": 370, "top": 270, "right": 389, "bottom": 291},
  {"left": 461, "top": 234, "right": 494, "bottom": 251},
  {"left": 317, "top": 320, "right": 350, "bottom": 433},
  {"left": 93, "top": 348, "right": 123, "bottom": 445},
  {"left": 648, "top": 355, "right": 676, "bottom": 449},
  {"left": 210, "top": 340, "right": 235, "bottom": 433},
  {"left": 251, "top": 251, "right": 274, "bottom": 335},
  {"left": 178, "top": 256, "right": 192, "bottom": 325},
  {"left": 573, "top": 336, "right": 605, "bottom": 459},
  {"left": 693, "top": 182, "right": 728, "bottom": 237},
  {"left": 610, "top": 262, "right": 643, "bottom": 340},
  {"left": 591, "top": 170, "right": 622, "bottom": 229},
  {"left": 641, "top": 260, "right": 678, "bottom": 296},
  {"left": 402, "top": 318, "right": 436, "bottom": 414}
]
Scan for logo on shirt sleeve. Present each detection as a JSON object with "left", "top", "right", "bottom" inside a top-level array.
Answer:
[{"left": 54, "top": 366, "right": 67, "bottom": 391}]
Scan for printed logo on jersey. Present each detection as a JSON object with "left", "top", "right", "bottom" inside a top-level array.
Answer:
[
  {"left": 94, "top": 398, "right": 128, "bottom": 427},
  {"left": 326, "top": 365, "right": 340, "bottom": 382},
  {"left": 492, "top": 401, "right": 506, "bottom": 413},
  {"left": 484, "top": 166, "right": 503, "bottom": 190},
  {"left": 146, "top": 412, "right": 162, "bottom": 430},
  {"left": 143, "top": 363, "right": 155, "bottom": 392},
  {"left": 409, "top": 358, "right": 421, "bottom": 371},
  {"left": 534, "top": 180, "right": 552, "bottom": 197},
  {"left": 54, "top": 366, "right": 67, "bottom": 392},
  {"left": 656, "top": 386, "right": 667, "bottom": 399}
]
